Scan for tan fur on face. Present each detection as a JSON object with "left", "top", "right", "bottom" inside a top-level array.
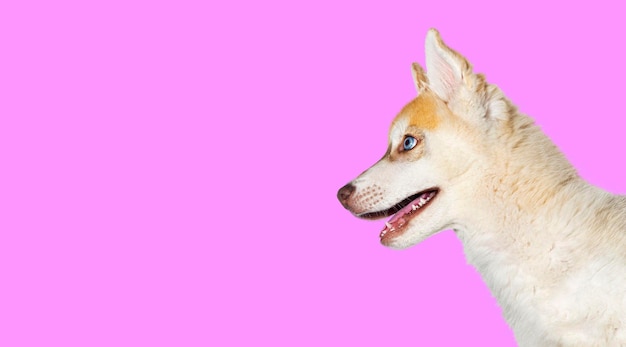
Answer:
[
  {"left": 392, "top": 92, "right": 440, "bottom": 132},
  {"left": 386, "top": 92, "right": 443, "bottom": 161}
]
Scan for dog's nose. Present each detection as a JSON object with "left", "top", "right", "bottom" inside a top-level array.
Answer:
[{"left": 337, "top": 183, "right": 355, "bottom": 208}]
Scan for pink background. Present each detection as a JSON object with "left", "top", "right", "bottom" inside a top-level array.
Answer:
[{"left": 2, "top": 0, "right": 625, "bottom": 346}]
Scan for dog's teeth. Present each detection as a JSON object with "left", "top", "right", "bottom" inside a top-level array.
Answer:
[
  {"left": 385, "top": 222, "right": 392, "bottom": 229},
  {"left": 412, "top": 204, "right": 418, "bottom": 211}
]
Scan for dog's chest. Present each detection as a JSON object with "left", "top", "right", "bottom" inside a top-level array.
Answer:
[{"left": 476, "top": 248, "right": 626, "bottom": 345}]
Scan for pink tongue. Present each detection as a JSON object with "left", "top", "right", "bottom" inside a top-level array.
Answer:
[
  {"left": 388, "top": 201, "right": 415, "bottom": 224},
  {"left": 385, "top": 191, "right": 435, "bottom": 229}
]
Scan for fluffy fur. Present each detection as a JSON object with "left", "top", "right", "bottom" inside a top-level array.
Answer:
[{"left": 337, "top": 29, "right": 626, "bottom": 346}]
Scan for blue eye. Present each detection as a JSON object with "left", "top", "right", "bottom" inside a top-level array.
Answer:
[{"left": 403, "top": 136, "right": 418, "bottom": 151}]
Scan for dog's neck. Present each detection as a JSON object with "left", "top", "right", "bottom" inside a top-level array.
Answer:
[{"left": 451, "top": 107, "right": 615, "bottom": 334}]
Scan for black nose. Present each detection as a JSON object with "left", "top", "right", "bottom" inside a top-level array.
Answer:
[{"left": 337, "top": 183, "right": 355, "bottom": 208}]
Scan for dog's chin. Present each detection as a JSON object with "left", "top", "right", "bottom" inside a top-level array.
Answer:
[{"left": 381, "top": 226, "right": 435, "bottom": 249}]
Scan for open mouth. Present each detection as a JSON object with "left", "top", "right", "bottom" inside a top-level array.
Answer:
[{"left": 359, "top": 188, "right": 439, "bottom": 242}]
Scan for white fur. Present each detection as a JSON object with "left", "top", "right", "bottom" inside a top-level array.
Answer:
[{"left": 340, "top": 29, "right": 626, "bottom": 346}]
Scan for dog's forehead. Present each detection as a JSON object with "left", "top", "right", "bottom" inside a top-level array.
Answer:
[
  {"left": 389, "top": 94, "right": 440, "bottom": 139},
  {"left": 389, "top": 118, "right": 408, "bottom": 141}
]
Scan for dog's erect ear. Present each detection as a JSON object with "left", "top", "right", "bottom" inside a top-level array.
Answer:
[
  {"left": 411, "top": 62, "right": 429, "bottom": 94},
  {"left": 425, "top": 29, "right": 472, "bottom": 102}
]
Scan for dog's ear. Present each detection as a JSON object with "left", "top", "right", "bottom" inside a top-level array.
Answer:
[
  {"left": 411, "top": 62, "right": 429, "bottom": 94},
  {"left": 424, "top": 29, "right": 472, "bottom": 102}
]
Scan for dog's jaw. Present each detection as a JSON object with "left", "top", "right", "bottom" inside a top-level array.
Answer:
[{"left": 379, "top": 190, "right": 438, "bottom": 246}]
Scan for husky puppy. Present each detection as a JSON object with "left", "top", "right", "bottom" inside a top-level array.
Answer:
[{"left": 337, "top": 29, "right": 626, "bottom": 346}]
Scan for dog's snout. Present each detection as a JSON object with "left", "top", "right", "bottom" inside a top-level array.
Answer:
[{"left": 337, "top": 183, "right": 355, "bottom": 208}]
